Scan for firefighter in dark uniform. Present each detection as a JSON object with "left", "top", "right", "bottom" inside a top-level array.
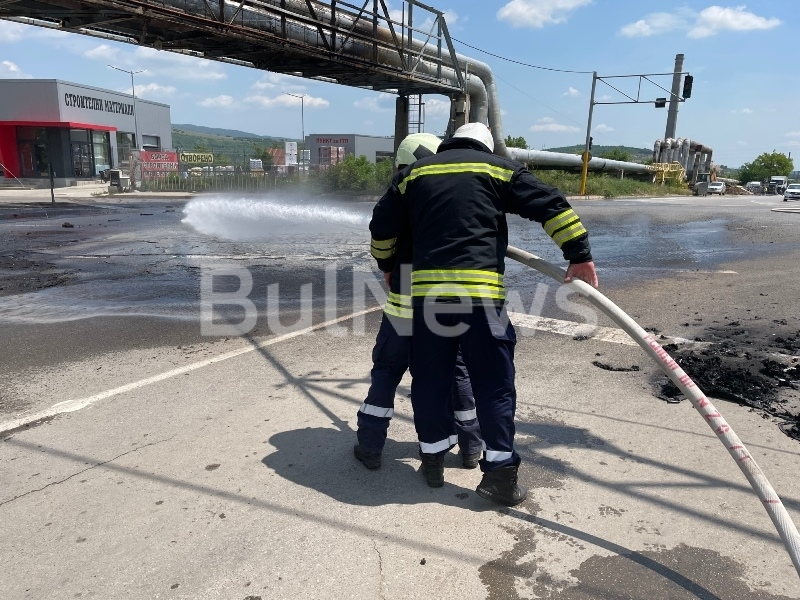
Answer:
[
  {"left": 354, "top": 132, "right": 484, "bottom": 471},
  {"left": 369, "top": 123, "right": 598, "bottom": 505}
]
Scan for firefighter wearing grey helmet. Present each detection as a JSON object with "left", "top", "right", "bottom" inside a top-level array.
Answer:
[
  {"left": 395, "top": 132, "right": 442, "bottom": 169},
  {"left": 355, "top": 132, "right": 484, "bottom": 474}
]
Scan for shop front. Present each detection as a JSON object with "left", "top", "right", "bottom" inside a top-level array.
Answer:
[{"left": 0, "top": 79, "right": 172, "bottom": 187}]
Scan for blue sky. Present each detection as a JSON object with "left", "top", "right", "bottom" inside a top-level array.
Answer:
[{"left": 1, "top": 1, "right": 797, "bottom": 166}]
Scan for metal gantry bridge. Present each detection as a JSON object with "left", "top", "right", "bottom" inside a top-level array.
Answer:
[{"left": 0, "top": 0, "right": 466, "bottom": 96}]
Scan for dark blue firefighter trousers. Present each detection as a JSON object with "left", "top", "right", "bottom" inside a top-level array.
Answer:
[
  {"left": 410, "top": 303, "right": 520, "bottom": 472},
  {"left": 357, "top": 313, "right": 483, "bottom": 455}
]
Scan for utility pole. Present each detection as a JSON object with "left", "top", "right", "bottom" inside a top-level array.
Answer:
[
  {"left": 664, "top": 53, "right": 684, "bottom": 139},
  {"left": 579, "top": 72, "right": 597, "bottom": 196}
]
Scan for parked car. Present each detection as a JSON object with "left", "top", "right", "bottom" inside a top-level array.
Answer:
[
  {"left": 783, "top": 183, "right": 800, "bottom": 202},
  {"left": 746, "top": 181, "right": 763, "bottom": 194},
  {"left": 707, "top": 181, "right": 726, "bottom": 195}
]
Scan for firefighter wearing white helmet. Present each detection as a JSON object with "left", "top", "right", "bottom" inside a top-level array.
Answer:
[
  {"left": 354, "top": 131, "right": 484, "bottom": 472},
  {"left": 369, "top": 121, "right": 599, "bottom": 504}
]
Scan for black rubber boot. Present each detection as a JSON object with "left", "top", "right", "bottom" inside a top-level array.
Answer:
[
  {"left": 419, "top": 452, "right": 445, "bottom": 488},
  {"left": 475, "top": 465, "right": 527, "bottom": 506},
  {"left": 353, "top": 444, "right": 382, "bottom": 470},
  {"left": 462, "top": 451, "right": 482, "bottom": 469}
]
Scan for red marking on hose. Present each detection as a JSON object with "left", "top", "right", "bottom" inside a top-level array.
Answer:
[
  {"left": 697, "top": 397, "right": 710, "bottom": 408},
  {"left": 679, "top": 374, "right": 695, "bottom": 387},
  {"left": 763, "top": 499, "right": 781, "bottom": 504},
  {"left": 704, "top": 412, "right": 722, "bottom": 419},
  {"left": 738, "top": 455, "right": 751, "bottom": 462},
  {"left": 729, "top": 445, "right": 744, "bottom": 450},
  {"left": 715, "top": 424, "right": 731, "bottom": 434}
]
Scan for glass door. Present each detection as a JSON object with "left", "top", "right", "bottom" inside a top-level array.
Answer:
[{"left": 71, "top": 143, "right": 92, "bottom": 178}]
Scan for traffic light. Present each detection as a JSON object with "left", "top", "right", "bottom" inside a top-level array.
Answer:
[
  {"left": 655, "top": 97, "right": 667, "bottom": 108},
  {"left": 682, "top": 74, "right": 693, "bottom": 99}
]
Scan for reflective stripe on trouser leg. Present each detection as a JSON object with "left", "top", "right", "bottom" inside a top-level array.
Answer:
[
  {"left": 411, "top": 308, "right": 459, "bottom": 455},
  {"left": 452, "top": 348, "right": 484, "bottom": 455},
  {"left": 357, "top": 314, "right": 410, "bottom": 454},
  {"left": 458, "top": 304, "right": 520, "bottom": 472}
]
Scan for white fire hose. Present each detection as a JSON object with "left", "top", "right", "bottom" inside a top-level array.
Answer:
[{"left": 506, "top": 245, "right": 800, "bottom": 578}]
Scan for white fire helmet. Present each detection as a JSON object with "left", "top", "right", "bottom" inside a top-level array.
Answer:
[
  {"left": 395, "top": 132, "right": 441, "bottom": 168},
  {"left": 452, "top": 122, "right": 494, "bottom": 153}
]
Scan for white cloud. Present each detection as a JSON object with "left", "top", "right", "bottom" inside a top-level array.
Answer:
[
  {"left": 354, "top": 93, "right": 395, "bottom": 112},
  {"left": 252, "top": 71, "right": 306, "bottom": 92},
  {"left": 132, "top": 47, "right": 227, "bottom": 80},
  {"left": 128, "top": 82, "right": 177, "bottom": 98},
  {"left": 563, "top": 86, "right": 580, "bottom": 97},
  {"left": 597, "top": 94, "right": 613, "bottom": 102},
  {"left": 731, "top": 108, "right": 753, "bottom": 114},
  {"left": 0, "top": 60, "right": 31, "bottom": 78},
  {"left": 620, "top": 6, "right": 780, "bottom": 38},
  {"left": 198, "top": 95, "right": 235, "bottom": 108},
  {"left": 688, "top": 6, "right": 780, "bottom": 38},
  {"left": 84, "top": 43, "right": 119, "bottom": 60},
  {"left": 530, "top": 117, "right": 580, "bottom": 133},
  {"left": 244, "top": 94, "right": 329, "bottom": 109},
  {"left": 594, "top": 124, "right": 614, "bottom": 132},
  {"left": 497, "top": 0, "right": 592, "bottom": 29},
  {"left": 424, "top": 98, "right": 451, "bottom": 117},
  {"left": 620, "top": 12, "right": 685, "bottom": 37},
  {"left": 785, "top": 132, "right": 800, "bottom": 138},
  {"left": 0, "top": 21, "right": 26, "bottom": 43}
]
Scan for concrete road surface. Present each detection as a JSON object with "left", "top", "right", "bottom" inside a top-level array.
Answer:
[{"left": 1, "top": 190, "right": 799, "bottom": 599}]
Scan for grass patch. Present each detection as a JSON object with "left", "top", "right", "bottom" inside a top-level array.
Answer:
[{"left": 532, "top": 170, "right": 690, "bottom": 198}]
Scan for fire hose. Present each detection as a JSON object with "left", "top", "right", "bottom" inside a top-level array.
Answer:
[{"left": 506, "top": 245, "right": 800, "bottom": 578}]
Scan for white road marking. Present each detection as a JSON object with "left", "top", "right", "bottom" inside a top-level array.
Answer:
[
  {"left": 508, "top": 312, "right": 636, "bottom": 345},
  {"left": 1, "top": 307, "right": 701, "bottom": 434},
  {"left": 0, "top": 306, "right": 381, "bottom": 435}
]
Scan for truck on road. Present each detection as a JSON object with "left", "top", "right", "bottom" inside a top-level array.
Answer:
[{"left": 767, "top": 176, "right": 789, "bottom": 195}]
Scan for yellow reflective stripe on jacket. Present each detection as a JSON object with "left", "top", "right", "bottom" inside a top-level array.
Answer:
[
  {"left": 387, "top": 291, "right": 412, "bottom": 307},
  {"left": 398, "top": 162, "right": 514, "bottom": 194},
  {"left": 410, "top": 269, "right": 505, "bottom": 299},
  {"left": 411, "top": 269, "right": 503, "bottom": 285},
  {"left": 552, "top": 222, "right": 588, "bottom": 247},
  {"left": 384, "top": 303, "right": 413, "bottom": 319},
  {"left": 411, "top": 283, "right": 506, "bottom": 300},
  {"left": 543, "top": 209, "right": 578, "bottom": 237},
  {"left": 370, "top": 236, "right": 397, "bottom": 259},
  {"left": 384, "top": 292, "right": 413, "bottom": 318}
]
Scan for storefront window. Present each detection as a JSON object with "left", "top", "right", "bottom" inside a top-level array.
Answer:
[
  {"left": 92, "top": 131, "right": 111, "bottom": 176},
  {"left": 116, "top": 132, "right": 134, "bottom": 171},
  {"left": 17, "top": 126, "right": 49, "bottom": 178},
  {"left": 70, "top": 129, "right": 91, "bottom": 178}
]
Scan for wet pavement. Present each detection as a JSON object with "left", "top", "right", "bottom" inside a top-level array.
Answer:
[{"left": 1, "top": 191, "right": 800, "bottom": 599}]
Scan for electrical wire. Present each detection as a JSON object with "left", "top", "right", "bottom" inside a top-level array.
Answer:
[{"left": 451, "top": 37, "right": 593, "bottom": 74}]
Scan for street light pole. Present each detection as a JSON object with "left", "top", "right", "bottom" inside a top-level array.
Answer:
[
  {"left": 109, "top": 65, "right": 145, "bottom": 151},
  {"left": 283, "top": 92, "right": 307, "bottom": 169}
]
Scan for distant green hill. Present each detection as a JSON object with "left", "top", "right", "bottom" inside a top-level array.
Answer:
[
  {"left": 545, "top": 145, "right": 653, "bottom": 162},
  {"left": 171, "top": 125, "right": 293, "bottom": 166},
  {"left": 173, "top": 123, "right": 289, "bottom": 140}
]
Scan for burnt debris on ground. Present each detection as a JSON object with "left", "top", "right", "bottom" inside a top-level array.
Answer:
[{"left": 656, "top": 320, "right": 800, "bottom": 442}]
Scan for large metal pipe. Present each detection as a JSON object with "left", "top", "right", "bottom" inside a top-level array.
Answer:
[
  {"left": 653, "top": 139, "right": 662, "bottom": 163},
  {"left": 136, "top": 1, "right": 648, "bottom": 171},
  {"left": 507, "top": 148, "right": 654, "bottom": 174}
]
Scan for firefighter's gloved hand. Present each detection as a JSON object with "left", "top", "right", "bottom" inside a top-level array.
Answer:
[
  {"left": 564, "top": 261, "right": 599, "bottom": 289},
  {"left": 384, "top": 271, "right": 391, "bottom": 286}
]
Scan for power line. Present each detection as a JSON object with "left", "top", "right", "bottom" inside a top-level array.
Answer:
[{"left": 451, "top": 37, "right": 593, "bottom": 74}]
